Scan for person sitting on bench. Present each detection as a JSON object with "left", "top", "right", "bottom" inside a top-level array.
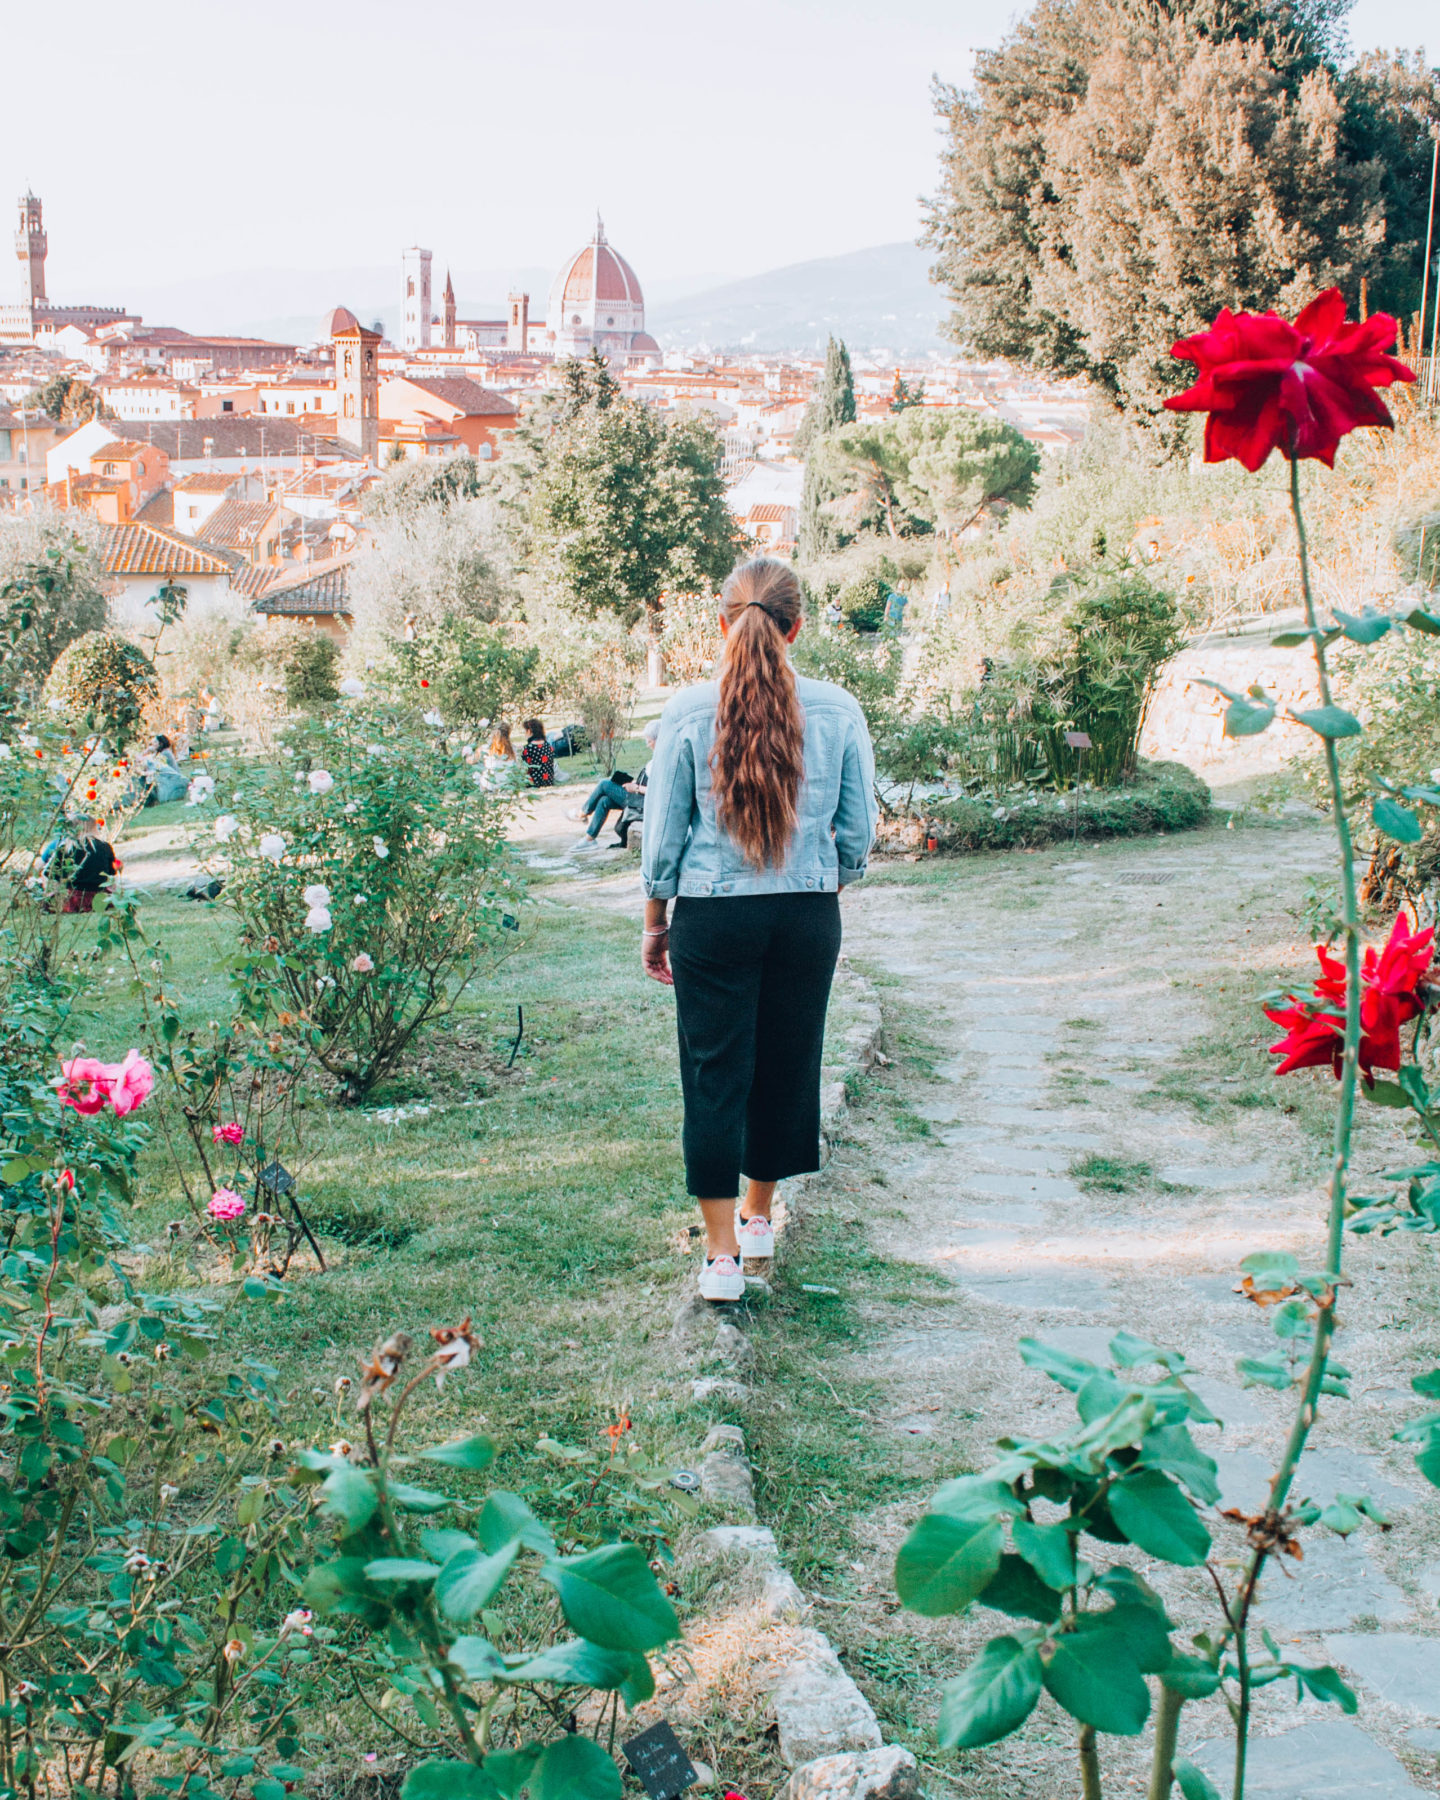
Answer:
[{"left": 572, "top": 720, "right": 658, "bottom": 847}]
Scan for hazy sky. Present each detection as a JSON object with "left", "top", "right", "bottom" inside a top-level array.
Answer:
[{"left": 4, "top": 0, "right": 1434, "bottom": 302}]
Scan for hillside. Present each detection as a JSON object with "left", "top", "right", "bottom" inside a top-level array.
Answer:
[{"left": 648, "top": 242, "right": 949, "bottom": 355}]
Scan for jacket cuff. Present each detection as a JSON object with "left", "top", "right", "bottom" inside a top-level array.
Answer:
[
  {"left": 837, "top": 860, "right": 868, "bottom": 884},
  {"left": 643, "top": 877, "right": 678, "bottom": 899}
]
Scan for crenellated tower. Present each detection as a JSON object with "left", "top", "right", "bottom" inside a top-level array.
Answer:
[{"left": 15, "top": 192, "right": 46, "bottom": 307}]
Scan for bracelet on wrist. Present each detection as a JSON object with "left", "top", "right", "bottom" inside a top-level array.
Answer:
[{"left": 642, "top": 927, "right": 669, "bottom": 938}]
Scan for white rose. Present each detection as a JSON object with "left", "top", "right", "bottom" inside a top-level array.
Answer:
[
  {"left": 187, "top": 776, "right": 216, "bottom": 805},
  {"left": 354, "top": 894, "right": 368, "bottom": 905},
  {"left": 351, "top": 952, "right": 375, "bottom": 973},
  {"left": 344, "top": 800, "right": 360, "bottom": 815},
  {"left": 302, "top": 884, "right": 331, "bottom": 909},
  {"left": 0, "top": 744, "right": 11, "bottom": 760},
  {"left": 423, "top": 710, "right": 445, "bottom": 727},
  {"left": 338, "top": 677, "right": 365, "bottom": 699},
  {"left": 372, "top": 837, "right": 390, "bottom": 859},
  {"left": 305, "top": 907, "right": 333, "bottom": 933},
  {"left": 366, "top": 744, "right": 384, "bottom": 757},
  {"left": 259, "top": 833, "right": 287, "bottom": 863},
  {"left": 307, "top": 770, "right": 334, "bottom": 794},
  {"left": 214, "top": 813, "right": 240, "bottom": 842}
]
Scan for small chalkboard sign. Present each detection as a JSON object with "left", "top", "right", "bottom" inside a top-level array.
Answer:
[
  {"left": 257, "top": 1160, "right": 294, "bottom": 1196},
  {"left": 622, "top": 1720, "right": 697, "bottom": 1799},
  {"left": 1064, "top": 730, "right": 1093, "bottom": 750}
]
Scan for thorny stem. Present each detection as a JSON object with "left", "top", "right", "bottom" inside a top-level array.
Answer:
[
  {"left": 1227, "top": 454, "right": 1364, "bottom": 1800},
  {"left": 1079, "top": 1722, "right": 1103, "bottom": 1800},
  {"left": 1147, "top": 1684, "right": 1184, "bottom": 1800}
]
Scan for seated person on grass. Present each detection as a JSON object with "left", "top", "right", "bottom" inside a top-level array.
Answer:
[{"left": 44, "top": 816, "right": 123, "bottom": 913}]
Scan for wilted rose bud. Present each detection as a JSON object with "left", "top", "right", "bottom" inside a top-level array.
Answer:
[{"left": 222, "top": 1639, "right": 245, "bottom": 1666}]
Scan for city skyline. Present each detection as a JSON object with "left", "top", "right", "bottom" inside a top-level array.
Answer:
[{"left": 5, "top": 0, "right": 1432, "bottom": 312}]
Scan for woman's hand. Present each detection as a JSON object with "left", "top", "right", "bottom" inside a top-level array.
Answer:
[{"left": 641, "top": 927, "right": 673, "bottom": 986}]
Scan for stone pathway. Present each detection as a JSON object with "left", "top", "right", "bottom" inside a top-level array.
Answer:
[{"left": 828, "top": 823, "right": 1440, "bottom": 1797}]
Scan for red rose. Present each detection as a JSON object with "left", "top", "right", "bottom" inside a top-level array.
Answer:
[
  {"left": 1265, "top": 915, "right": 1434, "bottom": 1080},
  {"left": 1165, "top": 288, "right": 1414, "bottom": 470}
]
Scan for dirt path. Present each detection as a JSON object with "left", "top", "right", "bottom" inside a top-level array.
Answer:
[{"left": 822, "top": 822, "right": 1440, "bottom": 1798}]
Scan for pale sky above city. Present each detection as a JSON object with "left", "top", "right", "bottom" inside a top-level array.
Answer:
[{"left": 5, "top": 0, "right": 1435, "bottom": 312}]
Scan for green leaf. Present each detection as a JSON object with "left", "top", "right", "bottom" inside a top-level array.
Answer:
[
  {"left": 503, "top": 1639, "right": 633, "bottom": 1688},
  {"left": 1108, "top": 1331, "right": 1181, "bottom": 1370},
  {"left": 1414, "top": 1432, "right": 1440, "bottom": 1488},
  {"left": 401, "top": 1761, "right": 500, "bottom": 1800},
  {"left": 1403, "top": 606, "right": 1440, "bottom": 636},
  {"left": 477, "top": 1748, "right": 540, "bottom": 1799},
  {"left": 1292, "top": 1663, "right": 1358, "bottom": 1713},
  {"left": 447, "top": 1636, "right": 509, "bottom": 1682},
  {"left": 1011, "top": 1517, "right": 1076, "bottom": 1591},
  {"left": 1019, "top": 1337, "right": 1098, "bottom": 1392},
  {"left": 978, "top": 1553, "right": 1062, "bottom": 1623},
  {"left": 318, "top": 1466, "right": 378, "bottom": 1532},
  {"left": 1374, "top": 798, "right": 1422, "bottom": 844},
  {"left": 1162, "top": 1654, "right": 1222, "bottom": 1698},
  {"left": 1042, "top": 1629, "right": 1150, "bottom": 1734},
  {"left": 929, "top": 1473, "right": 1025, "bottom": 1519},
  {"left": 477, "top": 1491, "right": 556, "bottom": 1556},
  {"left": 1361, "top": 1080, "right": 1411, "bottom": 1109},
  {"left": 419, "top": 1435, "right": 495, "bottom": 1471},
  {"left": 1108, "top": 1469, "right": 1211, "bottom": 1565},
  {"left": 1333, "top": 608, "right": 1392, "bottom": 644},
  {"left": 1173, "top": 1757, "right": 1222, "bottom": 1800},
  {"left": 621, "top": 1651, "right": 656, "bottom": 1708},
  {"left": 1240, "top": 1249, "right": 1299, "bottom": 1282},
  {"left": 1412, "top": 1369, "right": 1440, "bottom": 1400},
  {"left": 421, "top": 1528, "right": 479, "bottom": 1562},
  {"left": 937, "top": 1636, "right": 1044, "bottom": 1749},
  {"left": 362, "top": 1558, "right": 441, "bottom": 1583},
  {"left": 1225, "top": 696, "right": 1276, "bottom": 737},
  {"left": 252, "top": 1783, "right": 287, "bottom": 1800},
  {"left": 386, "top": 1480, "right": 452, "bottom": 1513},
  {"left": 1138, "top": 1423, "right": 1220, "bottom": 1505},
  {"left": 299, "top": 1557, "right": 373, "bottom": 1612},
  {"left": 1237, "top": 1355, "right": 1295, "bottom": 1391},
  {"left": 540, "top": 1543, "right": 679, "bottom": 1652},
  {"left": 436, "top": 1542, "right": 519, "bottom": 1624},
  {"left": 894, "top": 1512, "right": 1004, "bottom": 1617},
  {"left": 528, "top": 1735, "right": 621, "bottom": 1800},
  {"left": 1269, "top": 630, "right": 1314, "bottom": 647},
  {"left": 1290, "top": 704, "right": 1361, "bottom": 739}
]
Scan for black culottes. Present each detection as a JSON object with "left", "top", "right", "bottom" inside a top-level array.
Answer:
[{"left": 669, "top": 891, "right": 842, "bottom": 1198}]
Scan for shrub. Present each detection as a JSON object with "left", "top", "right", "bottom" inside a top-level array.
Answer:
[
  {"left": 199, "top": 700, "right": 523, "bottom": 1100},
  {"left": 42, "top": 629, "right": 159, "bottom": 750},
  {"left": 658, "top": 588, "right": 722, "bottom": 685},
  {"left": 837, "top": 571, "right": 891, "bottom": 633},
  {"left": 391, "top": 617, "right": 540, "bottom": 729},
  {"left": 791, "top": 621, "right": 902, "bottom": 737},
  {"left": 570, "top": 638, "right": 643, "bottom": 774},
  {"left": 917, "top": 759, "right": 1211, "bottom": 852},
  {"left": 282, "top": 630, "right": 341, "bottom": 709}
]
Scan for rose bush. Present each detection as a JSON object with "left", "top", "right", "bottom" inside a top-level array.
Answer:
[{"left": 194, "top": 699, "right": 523, "bottom": 1100}]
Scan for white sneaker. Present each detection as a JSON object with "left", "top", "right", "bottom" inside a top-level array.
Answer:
[
  {"left": 566, "top": 809, "right": 589, "bottom": 822},
  {"left": 571, "top": 835, "right": 599, "bottom": 850},
  {"left": 738, "top": 1214, "right": 775, "bottom": 1260},
  {"left": 698, "top": 1255, "right": 745, "bottom": 1302}
]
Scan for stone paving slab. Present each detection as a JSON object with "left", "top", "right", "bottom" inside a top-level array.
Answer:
[
  {"left": 1215, "top": 1447, "right": 1418, "bottom": 1515},
  {"left": 1189, "top": 1719, "right": 1432, "bottom": 1797},
  {"left": 1255, "top": 1533, "right": 1412, "bottom": 1632},
  {"left": 1325, "top": 1633, "right": 1440, "bottom": 1715},
  {"left": 943, "top": 1269, "right": 1115, "bottom": 1310}
]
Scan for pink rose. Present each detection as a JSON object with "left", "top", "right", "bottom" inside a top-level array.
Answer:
[
  {"left": 58, "top": 1055, "right": 112, "bottom": 1115},
  {"left": 208, "top": 1188, "right": 246, "bottom": 1222},
  {"left": 351, "top": 953, "right": 375, "bottom": 974},
  {"left": 212, "top": 1121, "right": 245, "bottom": 1147},
  {"left": 106, "top": 1050, "right": 155, "bottom": 1117}
]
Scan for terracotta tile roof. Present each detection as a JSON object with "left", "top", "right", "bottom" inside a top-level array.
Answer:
[
  {"left": 398, "top": 376, "right": 518, "bottom": 418},
  {"left": 229, "top": 563, "right": 280, "bottom": 599},
  {"left": 95, "top": 522, "right": 238, "bottom": 577},
  {"left": 134, "top": 488, "right": 175, "bottom": 526},
  {"left": 747, "top": 503, "right": 792, "bottom": 523},
  {"left": 173, "top": 472, "right": 237, "bottom": 494},
  {"left": 200, "top": 499, "right": 277, "bottom": 549},
  {"left": 253, "top": 555, "right": 353, "bottom": 617},
  {"left": 92, "top": 439, "right": 156, "bottom": 461},
  {"left": 110, "top": 419, "right": 356, "bottom": 460}
]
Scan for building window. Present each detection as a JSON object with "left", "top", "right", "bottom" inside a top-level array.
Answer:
[
  {"left": 222, "top": 400, "right": 233, "bottom": 412},
  {"left": 287, "top": 402, "right": 295, "bottom": 414}
]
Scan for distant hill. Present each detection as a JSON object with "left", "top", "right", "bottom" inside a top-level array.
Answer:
[{"left": 649, "top": 243, "right": 950, "bottom": 355}]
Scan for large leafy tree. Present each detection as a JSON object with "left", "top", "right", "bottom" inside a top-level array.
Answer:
[
  {"left": 923, "top": 0, "right": 1436, "bottom": 420},
  {"left": 27, "top": 375, "right": 111, "bottom": 424},
  {"left": 830, "top": 410, "right": 1040, "bottom": 539},
  {"left": 528, "top": 357, "right": 741, "bottom": 630},
  {"left": 0, "top": 511, "right": 108, "bottom": 708}
]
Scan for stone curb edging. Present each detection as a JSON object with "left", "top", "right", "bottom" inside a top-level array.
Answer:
[{"left": 672, "top": 964, "right": 923, "bottom": 1800}]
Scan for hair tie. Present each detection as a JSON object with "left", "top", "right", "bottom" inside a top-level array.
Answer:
[{"left": 746, "top": 600, "right": 786, "bottom": 627}]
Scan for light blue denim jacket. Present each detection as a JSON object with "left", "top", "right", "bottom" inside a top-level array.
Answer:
[{"left": 641, "top": 674, "right": 878, "bottom": 899}]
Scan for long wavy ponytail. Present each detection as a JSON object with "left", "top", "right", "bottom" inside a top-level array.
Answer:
[{"left": 709, "top": 558, "right": 806, "bottom": 870}]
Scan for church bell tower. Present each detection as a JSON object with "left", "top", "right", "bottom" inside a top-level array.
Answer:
[
  {"left": 16, "top": 192, "right": 46, "bottom": 308},
  {"left": 333, "top": 318, "right": 381, "bottom": 464}
]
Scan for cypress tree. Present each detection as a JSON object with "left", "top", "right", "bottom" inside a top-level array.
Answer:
[{"left": 796, "top": 336, "right": 856, "bottom": 562}]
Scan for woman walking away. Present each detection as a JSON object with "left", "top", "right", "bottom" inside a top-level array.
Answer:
[{"left": 641, "top": 557, "right": 877, "bottom": 1302}]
